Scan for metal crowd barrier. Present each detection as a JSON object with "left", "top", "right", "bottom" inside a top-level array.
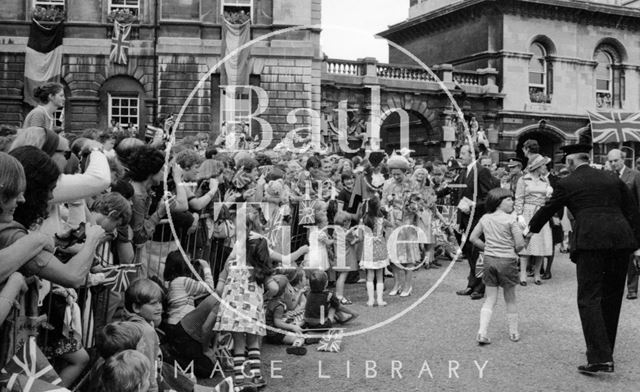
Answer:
[{"left": 0, "top": 207, "right": 310, "bottom": 390}]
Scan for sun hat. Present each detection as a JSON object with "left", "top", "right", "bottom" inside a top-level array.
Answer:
[
  {"left": 387, "top": 154, "right": 410, "bottom": 171},
  {"left": 527, "top": 154, "right": 551, "bottom": 172}
]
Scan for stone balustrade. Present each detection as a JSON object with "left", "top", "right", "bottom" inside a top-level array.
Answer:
[
  {"left": 323, "top": 57, "right": 498, "bottom": 93},
  {"left": 324, "top": 59, "right": 364, "bottom": 76},
  {"left": 376, "top": 63, "right": 437, "bottom": 82},
  {"left": 452, "top": 70, "right": 482, "bottom": 86}
]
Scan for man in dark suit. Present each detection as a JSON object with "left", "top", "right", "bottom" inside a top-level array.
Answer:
[
  {"left": 451, "top": 144, "right": 500, "bottom": 300},
  {"left": 526, "top": 144, "right": 640, "bottom": 374},
  {"left": 607, "top": 148, "right": 640, "bottom": 300}
]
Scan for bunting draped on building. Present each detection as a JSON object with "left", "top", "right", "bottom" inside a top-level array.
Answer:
[
  {"left": 110, "top": 20, "right": 132, "bottom": 65},
  {"left": 587, "top": 111, "right": 640, "bottom": 144},
  {"left": 220, "top": 18, "right": 251, "bottom": 86},
  {"left": 24, "top": 19, "right": 64, "bottom": 107}
]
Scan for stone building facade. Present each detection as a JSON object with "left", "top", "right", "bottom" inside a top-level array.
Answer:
[
  {"left": 0, "top": 0, "right": 322, "bottom": 143},
  {"left": 381, "top": 0, "right": 640, "bottom": 165}
]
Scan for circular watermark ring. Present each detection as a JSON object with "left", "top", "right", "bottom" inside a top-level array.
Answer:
[{"left": 162, "top": 23, "right": 479, "bottom": 339}]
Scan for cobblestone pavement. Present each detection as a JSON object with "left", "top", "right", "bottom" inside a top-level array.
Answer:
[{"left": 260, "top": 253, "right": 640, "bottom": 392}]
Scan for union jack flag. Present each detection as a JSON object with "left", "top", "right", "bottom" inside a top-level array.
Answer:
[
  {"left": 587, "top": 111, "right": 640, "bottom": 144},
  {"left": 109, "top": 20, "right": 131, "bottom": 65},
  {"left": 213, "top": 377, "right": 234, "bottom": 392},
  {"left": 0, "top": 336, "right": 70, "bottom": 392},
  {"left": 317, "top": 329, "right": 344, "bottom": 353},
  {"left": 102, "top": 264, "right": 140, "bottom": 293},
  {"left": 437, "top": 205, "right": 457, "bottom": 226},
  {"left": 193, "top": 377, "right": 234, "bottom": 392},
  {"left": 214, "top": 332, "right": 234, "bottom": 371}
]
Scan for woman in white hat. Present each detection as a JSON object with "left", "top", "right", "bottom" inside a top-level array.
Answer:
[
  {"left": 382, "top": 154, "right": 417, "bottom": 296},
  {"left": 514, "top": 154, "right": 554, "bottom": 285}
]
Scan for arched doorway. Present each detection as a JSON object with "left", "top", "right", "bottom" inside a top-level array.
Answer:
[
  {"left": 380, "top": 110, "right": 439, "bottom": 160},
  {"left": 516, "top": 127, "right": 564, "bottom": 166}
]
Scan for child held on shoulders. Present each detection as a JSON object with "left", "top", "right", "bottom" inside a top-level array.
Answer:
[
  {"left": 303, "top": 270, "right": 358, "bottom": 330},
  {"left": 469, "top": 188, "right": 525, "bottom": 345}
]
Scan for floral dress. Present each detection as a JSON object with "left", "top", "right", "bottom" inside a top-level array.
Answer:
[
  {"left": 213, "top": 239, "right": 268, "bottom": 336},
  {"left": 515, "top": 174, "right": 553, "bottom": 256}
]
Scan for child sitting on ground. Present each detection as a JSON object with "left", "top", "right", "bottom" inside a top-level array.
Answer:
[
  {"left": 283, "top": 267, "right": 308, "bottom": 312},
  {"left": 99, "top": 350, "right": 151, "bottom": 392},
  {"left": 163, "top": 250, "right": 214, "bottom": 327},
  {"left": 303, "top": 270, "right": 358, "bottom": 330},
  {"left": 264, "top": 275, "right": 308, "bottom": 355}
]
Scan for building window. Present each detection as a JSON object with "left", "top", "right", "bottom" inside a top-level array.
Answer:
[
  {"left": 595, "top": 51, "right": 613, "bottom": 109},
  {"left": 34, "top": 0, "right": 65, "bottom": 8},
  {"left": 220, "top": 87, "right": 252, "bottom": 136},
  {"left": 33, "top": 0, "right": 65, "bottom": 21},
  {"left": 108, "top": 0, "right": 140, "bottom": 18},
  {"left": 222, "top": 0, "right": 253, "bottom": 23},
  {"left": 528, "top": 43, "right": 550, "bottom": 103},
  {"left": 108, "top": 94, "right": 139, "bottom": 130}
]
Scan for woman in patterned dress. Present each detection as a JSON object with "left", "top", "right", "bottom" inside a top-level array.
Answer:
[
  {"left": 515, "top": 155, "right": 553, "bottom": 286},
  {"left": 382, "top": 155, "right": 415, "bottom": 297}
]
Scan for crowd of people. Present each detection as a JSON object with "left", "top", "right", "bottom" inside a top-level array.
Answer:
[{"left": 0, "top": 82, "right": 638, "bottom": 392}]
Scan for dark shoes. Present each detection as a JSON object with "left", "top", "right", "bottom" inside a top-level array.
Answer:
[
  {"left": 577, "top": 362, "right": 614, "bottom": 374},
  {"left": 456, "top": 288, "right": 473, "bottom": 296},
  {"left": 470, "top": 292, "right": 484, "bottom": 300},
  {"left": 235, "top": 380, "right": 259, "bottom": 392},
  {"left": 520, "top": 281, "right": 527, "bottom": 286},
  {"left": 250, "top": 375, "right": 267, "bottom": 389},
  {"left": 541, "top": 273, "right": 552, "bottom": 280},
  {"left": 286, "top": 346, "right": 307, "bottom": 355},
  {"left": 627, "top": 292, "right": 638, "bottom": 300}
]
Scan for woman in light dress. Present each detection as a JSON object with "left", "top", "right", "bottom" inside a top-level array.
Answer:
[{"left": 514, "top": 154, "right": 553, "bottom": 285}]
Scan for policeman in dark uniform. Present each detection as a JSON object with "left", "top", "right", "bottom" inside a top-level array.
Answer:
[{"left": 526, "top": 144, "right": 640, "bottom": 374}]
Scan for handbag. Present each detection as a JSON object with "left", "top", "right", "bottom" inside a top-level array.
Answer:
[{"left": 211, "top": 205, "right": 235, "bottom": 241}]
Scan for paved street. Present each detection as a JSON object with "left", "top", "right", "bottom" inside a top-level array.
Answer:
[{"left": 261, "top": 253, "right": 640, "bottom": 392}]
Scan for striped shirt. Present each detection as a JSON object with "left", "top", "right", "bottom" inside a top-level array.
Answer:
[{"left": 166, "top": 270, "right": 214, "bottom": 325}]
